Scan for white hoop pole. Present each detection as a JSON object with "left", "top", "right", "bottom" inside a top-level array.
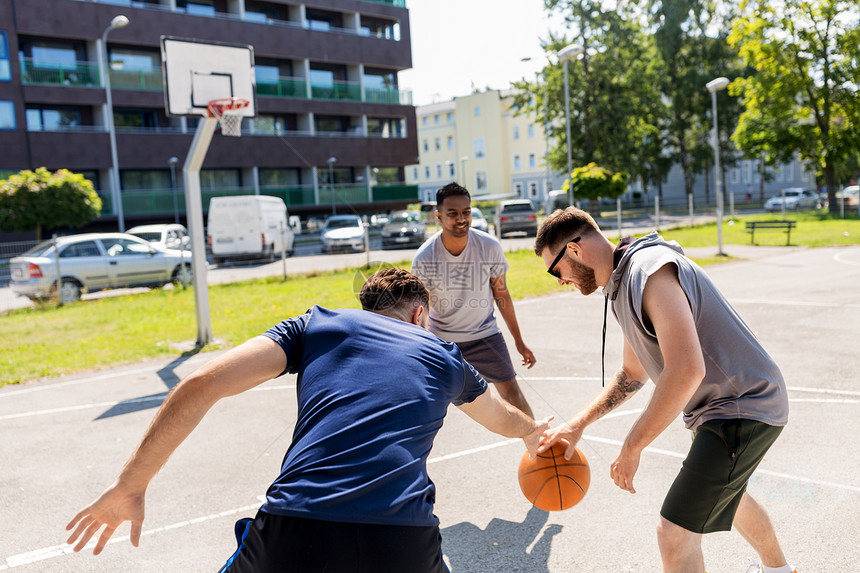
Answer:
[{"left": 183, "top": 116, "right": 218, "bottom": 346}]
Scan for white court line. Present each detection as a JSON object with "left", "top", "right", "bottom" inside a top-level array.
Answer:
[
  {"left": 731, "top": 298, "right": 860, "bottom": 309},
  {"left": 0, "top": 385, "right": 296, "bottom": 422},
  {"left": 834, "top": 249, "right": 860, "bottom": 267},
  {"left": 4, "top": 415, "right": 858, "bottom": 570},
  {"left": 0, "top": 365, "right": 164, "bottom": 399}
]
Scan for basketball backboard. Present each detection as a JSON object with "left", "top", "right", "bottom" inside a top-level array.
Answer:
[{"left": 161, "top": 36, "right": 256, "bottom": 117}]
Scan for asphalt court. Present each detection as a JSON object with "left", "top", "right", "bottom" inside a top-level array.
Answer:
[{"left": 1, "top": 245, "right": 859, "bottom": 572}]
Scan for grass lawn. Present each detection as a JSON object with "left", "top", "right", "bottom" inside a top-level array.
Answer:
[{"left": 2, "top": 212, "right": 858, "bottom": 386}]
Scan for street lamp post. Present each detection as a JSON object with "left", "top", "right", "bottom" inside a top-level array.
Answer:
[
  {"left": 706, "top": 76, "right": 730, "bottom": 256},
  {"left": 101, "top": 15, "right": 129, "bottom": 232},
  {"left": 558, "top": 43, "right": 584, "bottom": 209},
  {"left": 327, "top": 156, "right": 337, "bottom": 215},
  {"left": 168, "top": 156, "right": 179, "bottom": 224}
]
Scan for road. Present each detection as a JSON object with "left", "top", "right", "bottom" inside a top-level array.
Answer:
[
  {"left": 1, "top": 245, "right": 859, "bottom": 571},
  {"left": 0, "top": 212, "right": 721, "bottom": 313}
]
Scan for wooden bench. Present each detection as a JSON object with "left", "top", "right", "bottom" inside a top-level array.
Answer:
[{"left": 745, "top": 220, "right": 796, "bottom": 245}]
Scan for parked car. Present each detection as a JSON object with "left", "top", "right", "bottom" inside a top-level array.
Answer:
[
  {"left": 9, "top": 233, "right": 193, "bottom": 303},
  {"left": 836, "top": 185, "right": 859, "bottom": 208},
  {"left": 498, "top": 199, "right": 538, "bottom": 237},
  {"left": 207, "top": 195, "right": 294, "bottom": 264},
  {"left": 470, "top": 206, "right": 489, "bottom": 233},
  {"left": 764, "top": 188, "right": 820, "bottom": 212},
  {"left": 126, "top": 223, "right": 190, "bottom": 251},
  {"left": 320, "top": 215, "right": 367, "bottom": 253},
  {"left": 381, "top": 210, "right": 426, "bottom": 249}
]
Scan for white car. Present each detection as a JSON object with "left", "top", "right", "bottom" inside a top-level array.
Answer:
[
  {"left": 320, "top": 215, "right": 367, "bottom": 253},
  {"left": 10, "top": 233, "right": 192, "bottom": 302},
  {"left": 126, "top": 223, "right": 191, "bottom": 251},
  {"left": 764, "top": 188, "right": 819, "bottom": 212},
  {"left": 470, "top": 207, "right": 489, "bottom": 233}
]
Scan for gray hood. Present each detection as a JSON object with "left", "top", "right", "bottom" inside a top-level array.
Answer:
[{"left": 603, "top": 232, "right": 685, "bottom": 300}]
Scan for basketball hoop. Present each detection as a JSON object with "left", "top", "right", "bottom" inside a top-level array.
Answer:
[{"left": 207, "top": 97, "right": 250, "bottom": 137}]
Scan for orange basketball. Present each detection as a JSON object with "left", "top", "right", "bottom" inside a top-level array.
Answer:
[{"left": 518, "top": 443, "right": 590, "bottom": 511}]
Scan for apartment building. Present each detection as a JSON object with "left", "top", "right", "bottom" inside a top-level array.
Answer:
[
  {"left": 408, "top": 89, "right": 563, "bottom": 205},
  {"left": 408, "top": 89, "right": 815, "bottom": 211},
  {"left": 0, "top": 0, "right": 419, "bottom": 231}
]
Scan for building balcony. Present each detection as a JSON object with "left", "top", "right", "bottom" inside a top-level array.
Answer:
[
  {"left": 22, "top": 64, "right": 413, "bottom": 107},
  {"left": 97, "top": 183, "right": 418, "bottom": 218},
  {"left": 20, "top": 58, "right": 101, "bottom": 87}
]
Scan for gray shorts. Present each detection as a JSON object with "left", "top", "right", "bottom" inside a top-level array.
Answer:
[{"left": 455, "top": 332, "right": 517, "bottom": 384}]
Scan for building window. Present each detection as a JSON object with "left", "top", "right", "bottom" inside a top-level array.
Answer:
[
  {"left": 26, "top": 106, "right": 81, "bottom": 131},
  {"left": 260, "top": 167, "right": 302, "bottom": 187},
  {"left": 529, "top": 181, "right": 537, "bottom": 197},
  {"left": 423, "top": 117, "right": 428, "bottom": 125},
  {"left": 448, "top": 162, "right": 455, "bottom": 177},
  {"left": 120, "top": 170, "right": 172, "bottom": 190},
  {"left": 513, "top": 126, "right": 519, "bottom": 140},
  {"left": 528, "top": 154, "right": 536, "bottom": 169},
  {"left": 514, "top": 182, "right": 523, "bottom": 197},
  {"left": 368, "top": 117, "right": 404, "bottom": 138},
  {"left": 447, "top": 136, "right": 453, "bottom": 150},
  {"left": 0, "top": 32, "right": 10, "bottom": 81},
  {"left": 434, "top": 114, "right": 439, "bottom": 123},
  {"left": 528, "top": 124, "right": 534, "bottom": 138},
  {"left": 412, "top": 167, "right": 419, "bottom": 180},
  {"left": 360, "top": 17, "right": 400, "bottom": 41},
  {"left": 425, "top": 166, "right": 431, "bottom": 179},
  {"left": 476, "top": 170, "right": 488, "bottom": 191},
  {"left": 447, "top": 112, "right": 452, "bottom": 121},
  {"left": 473, "top": 138, "right": 486, "bottom": 159},
  {"left": 253, "top": 114, "right": 297, "bottom": 135},
  {"left": 731, "top": 167, "right": 740, "bottom": 185},
  {"left": 436, "top": 164, "right": 443, "bottom": 178},
  {"left": 0, "top": 101, "right": 14, "bottom": 129},
  {"left": 423, "top": 139, "right": 429, "bottom": 152},
  {"left": 743, "top": 161, "right": 753, "bottom": 184},
  {"left": 474, "top": 106, "right": 481, "bottom": 117},
  {"left": 178, "top": 0, "right": 217, "bottom": 16},
  {"left": 513, "top": 155, "right": 521, "bottom": 171},
  {"left": 434, "top": 137, "right": 441, "bottom": 150}
]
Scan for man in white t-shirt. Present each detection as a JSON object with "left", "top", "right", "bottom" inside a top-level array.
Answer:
[{"left": 411, "top": 183, "right": 536, "bottom": 417}]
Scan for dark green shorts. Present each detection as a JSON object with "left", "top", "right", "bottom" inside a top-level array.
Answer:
[{"left": 660, "top": 419, "right": 783, "bottom": 534}]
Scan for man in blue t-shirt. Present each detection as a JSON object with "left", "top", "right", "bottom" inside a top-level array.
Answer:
[{"left": 67, "top": 268, "right": 549, "bottom": 573}]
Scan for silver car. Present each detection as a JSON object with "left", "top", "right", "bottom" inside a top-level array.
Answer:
[
  {"left": 764, "top": 188, "right": 820, "bottom": 212},
  {"left": 126, "top": 223, "right": 191, "bottom": 251},
  {"left": 9, "top": 233, "right": 193, "bottom": 302},
  {"left": 320, "top": 215, "right": 367, "bottom": 253}
]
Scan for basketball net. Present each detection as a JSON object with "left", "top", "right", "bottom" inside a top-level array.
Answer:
[{"left": 207, "top": 97, "right": 250, "bottom": 137}]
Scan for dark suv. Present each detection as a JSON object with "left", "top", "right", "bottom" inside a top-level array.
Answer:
[{"left": 498, "top": 199, "right": 538, "bottom": 237}]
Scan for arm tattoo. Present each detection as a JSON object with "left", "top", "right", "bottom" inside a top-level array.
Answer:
[{"left": 596, "top": 371, "right": 644, "bottom": 417}]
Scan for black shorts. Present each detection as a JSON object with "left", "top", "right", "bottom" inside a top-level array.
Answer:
[
  {"left": 661, "top": 419, "right": 783, "bottom": 534},
  {"left": 219, "top": 511, "right": 448, "bottom": 573}
]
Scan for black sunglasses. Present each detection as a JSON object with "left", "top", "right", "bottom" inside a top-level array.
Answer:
[{"left": 547, "top": 237, "right": 580, "bottom": 278}]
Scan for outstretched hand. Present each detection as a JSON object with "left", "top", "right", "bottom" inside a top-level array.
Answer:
[
  {"left": 66, "top": 483, "right": 146, "bottom": 555},
  {"left": 522, "top": 416, "right": 553, "bottom": 458},
  {"left": 537, "top": 421, "right": 584, "bottom": 460},
  {"left": 516, "top": 342, "right": 537, "bottom": 369}
]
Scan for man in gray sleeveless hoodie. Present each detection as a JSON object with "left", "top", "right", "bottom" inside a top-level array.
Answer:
[{"left": 534, "top": 207, "right": 796, "bottom": 573}]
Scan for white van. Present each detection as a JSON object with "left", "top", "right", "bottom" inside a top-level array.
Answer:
[{"left": 207, "top": 195, "right": 295, "bottom": 263}]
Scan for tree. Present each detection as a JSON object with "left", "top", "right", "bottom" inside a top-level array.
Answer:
[
  {"left": 512, "top": 1, "right": 667, "bottom": 195},
  {"left": 569, "top": 162, "right": 628, "bottom": 212},
  {"left": 0, "top": 168, "right": 102, "bottom": 239},
  {"left": 729, "top": 0, "right": 860, "bottom": 212}
]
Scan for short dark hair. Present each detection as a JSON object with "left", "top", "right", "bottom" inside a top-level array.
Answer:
[
  {"left": 534, "top": 207, "right": 600, "bottom": 255},
  {"left": 360, "top": 268, "right": 429, "bottom": 317},
  {"left": 436, "top": 182, "right": 470, "bottom": 208}
]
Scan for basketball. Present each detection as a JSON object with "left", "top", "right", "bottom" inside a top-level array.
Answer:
[{"left": 518, "top": 443, "right": 590, "bottom": 511}]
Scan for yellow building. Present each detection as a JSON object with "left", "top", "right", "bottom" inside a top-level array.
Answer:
[{"left": 407, "top": 89, "right": 563, "bottom": 205}]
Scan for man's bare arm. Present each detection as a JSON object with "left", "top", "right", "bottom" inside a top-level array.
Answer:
[
  {"left": 539, "top": 339, "right": 647, "bottom": 459},
  {"left": 490, "top": 274, "right": 536, "bottom": 368},
  {"left": 66, "top": 336, "right": 287, "bottom": 554},
  {"left": 457, "top": 387, "right": 551, "bottom": 457}
]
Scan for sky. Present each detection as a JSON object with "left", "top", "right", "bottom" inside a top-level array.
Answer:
[{"left": 398, "top": 0, "right": 567, "bottom": 106}]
